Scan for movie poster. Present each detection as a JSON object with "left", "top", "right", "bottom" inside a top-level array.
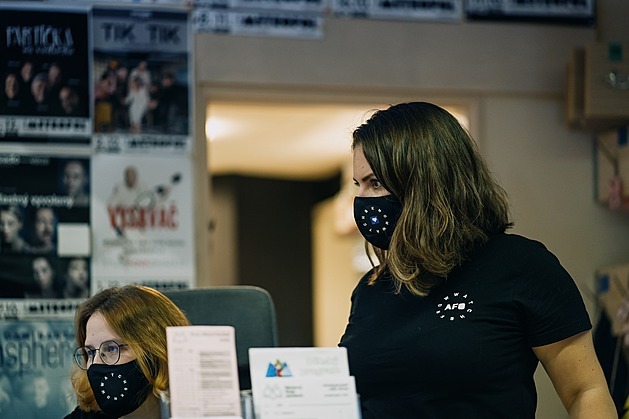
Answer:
[
  {"left": 0, "top": 319, "right": 76, "bottom": 418},
  {"left": 0, "top": 5, "right": 91, "bottom": 143},
  {"left": 0, "top": 152, "right": 90, "bottom": 319},
  {"left": 91, "top": 7, "right": 192, "bottom": 154},
  {"left": 91, "top": 153, "right": 194, "bottom": 291}
]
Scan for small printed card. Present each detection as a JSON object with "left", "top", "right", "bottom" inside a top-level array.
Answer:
[
  {"left": 249, "top": 347, "right": 360, "bottom": 419},
  {"left": 167, "top": 326, "right": 242, "bottom": 419}
]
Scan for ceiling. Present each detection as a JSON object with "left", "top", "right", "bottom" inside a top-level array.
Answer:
[{"left": 206, "top": 102, "right": 386, "bottom": 180}]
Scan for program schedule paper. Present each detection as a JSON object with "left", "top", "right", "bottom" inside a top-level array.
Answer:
[{"left": 167, "top": 326, "right": 242, "bottom": 418}]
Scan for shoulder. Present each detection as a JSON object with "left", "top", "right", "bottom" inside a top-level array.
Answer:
[
  {"left": 461, "top": 233, "right": 570, "bottom": 286},
  {"left": 485, "top": 232, "right": 546, "bottom": 252},
  {"left": 351, "top": 267, "right": 397, "bottom": 299},
  {"left": 477, "top": 233, "right": 554, "bottom": 267}
]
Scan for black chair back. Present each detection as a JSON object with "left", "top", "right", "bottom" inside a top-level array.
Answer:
[{"left": 163, "top": 285, "right": 279, "bottom": 390}]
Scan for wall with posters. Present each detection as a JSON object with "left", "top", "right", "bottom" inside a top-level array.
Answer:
[{"left": 0, "top": 3, "right": 199, "bottom": 417}]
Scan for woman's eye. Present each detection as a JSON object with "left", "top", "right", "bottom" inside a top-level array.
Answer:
[
  {"left": 372, "top": 179, "right": 381, "bottom": 189},
  {"left": 103, "top": 345, "right": 117, "bottom": 354}
]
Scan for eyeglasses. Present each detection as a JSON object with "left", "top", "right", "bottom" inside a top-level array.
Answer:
[{"left": 74, "top": 340, "right": 128, "bottom": 370}]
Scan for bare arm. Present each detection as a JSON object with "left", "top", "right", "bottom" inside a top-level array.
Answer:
[{"left": 533, "top": 330, "right": 617, "bottom": 418}]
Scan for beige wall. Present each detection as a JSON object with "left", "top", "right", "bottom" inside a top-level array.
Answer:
[
  {"left": 200, "top": 1, "right": 629, "bottom": 417},
  {"left": 482, "top": 96, "right": 629, "bottom": 418},
  {"left": 197, "top": 19, "right": 594, "bottom": 95}
]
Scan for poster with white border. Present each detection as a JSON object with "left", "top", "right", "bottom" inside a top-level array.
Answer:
[
  {"left": 91, "top": 153, "right": 194, "bottom": 291},
  {"left": 91, "top": 6, "right": 192, "bottom": 154},
  {"left": 0, "top": 4, "right": 91, "bottom": 142}
]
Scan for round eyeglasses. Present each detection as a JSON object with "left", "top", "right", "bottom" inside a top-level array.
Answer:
[{"left": 74, "top": 340, "right": 128, "bottom": 370}]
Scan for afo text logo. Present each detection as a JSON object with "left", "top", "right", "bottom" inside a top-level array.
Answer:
[{"left": 435, "top": 292, "right": 473, "bottom": 321}]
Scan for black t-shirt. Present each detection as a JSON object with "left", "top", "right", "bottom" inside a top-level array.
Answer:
[
  {"left": 339, "top": 233, "right": 591, "bottom": 419},
  {"left": 64, "top": 406, "right": 108, "bottom": 419}
]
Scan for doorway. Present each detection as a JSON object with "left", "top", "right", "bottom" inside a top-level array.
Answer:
[{"left": 205, "top": 97, "right": 473, "bottom": 346}]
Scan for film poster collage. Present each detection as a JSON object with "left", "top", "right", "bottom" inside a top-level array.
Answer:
[{"left": 0, "top": 4, "right": 195, "bottom": 418}]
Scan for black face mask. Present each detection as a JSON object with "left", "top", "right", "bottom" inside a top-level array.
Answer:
[
  {"left": 353, "top": 195, "right": 403, "bottom": 250},
  {"left": 87, "top": 360, "right": 152, "bottom": 418}
]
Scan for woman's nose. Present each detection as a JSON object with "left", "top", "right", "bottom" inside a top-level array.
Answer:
[{"left": 91, "top": 351, "right": 105, "bottom": 365}]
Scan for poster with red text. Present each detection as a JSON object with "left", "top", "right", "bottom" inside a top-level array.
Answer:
[
  {"left": 91, "top": 153, "right": 194, "bottom": 291},
  {"left": 0, "top": 4, "right": 91, "bottom": 143}
]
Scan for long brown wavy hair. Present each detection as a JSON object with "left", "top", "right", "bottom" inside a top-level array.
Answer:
[
  {"left": 353, "top": 102, "right": 512, "bottom": 296},
  {"left": 69, "top": 285, "right": 190, "bottom": 412}
]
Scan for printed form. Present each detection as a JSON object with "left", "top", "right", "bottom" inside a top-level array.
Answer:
[{"left": 167, "top": 326, "right": 242, "bottom": 419}]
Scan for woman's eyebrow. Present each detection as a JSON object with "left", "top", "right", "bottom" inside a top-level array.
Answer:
[{"left": 355, "top": 173, "right": 376, "bottom": 183}]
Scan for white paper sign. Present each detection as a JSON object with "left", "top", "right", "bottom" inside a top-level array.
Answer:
[
  {"left": 332, "top": 0, "right": 462, "bottom": 21},
  {"left": 167, "top": 326, "right": 242, "bottom": 418},
  {"left": 249, "top": 347, "right": 351, "bottom": 379},
  {"left": 249, "top": 347, "right": 359, "bottom": 419},
  {"left": 254, "top": 376, "right": 361, "bottom": 419},
  {"left": 193, "top": 8, "right": 324, "bottom": 39}
]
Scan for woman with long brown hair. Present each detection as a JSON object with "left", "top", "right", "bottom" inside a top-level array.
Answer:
[{"left": 340, "top": 102, "right": 615, "bottom": 418}]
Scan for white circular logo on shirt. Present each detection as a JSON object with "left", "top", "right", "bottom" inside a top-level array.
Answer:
[{"left": 435, "top": 292, "right": 474, "bottom": 321}]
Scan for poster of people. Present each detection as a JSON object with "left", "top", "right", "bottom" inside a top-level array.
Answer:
[
  {"left": 0, "top": 5, "right": 91, "bottom": 142},
  {"left": 0, "top": 4, "right": 197, "bottom": 415},
  {"left": 92, "top": 7, "right": 192, "bottom": 154},
  {"left": 0, "top": 319, "right": 76, "bottom": 418},
  {"left": 0, "top": 152, "right": 90, "bottom": 319},
  {"left": 91, "top": 153, "right": 194, "bottom": 291}
]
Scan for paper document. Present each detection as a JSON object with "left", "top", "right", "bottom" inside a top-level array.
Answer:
[
  {"left": 254, "top": 376, "right": 360, "bottom": 419},
  {"left": 249, "top": 347, "right": 360, "bottom": 419},
  {"left": 167, "top": 326, "right": 242, "bottom": 418},
  {"left": 249, "top": 347, "right": 350, "bottom": 379}
]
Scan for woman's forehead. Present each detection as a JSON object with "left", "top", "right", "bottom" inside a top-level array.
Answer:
[{"left": 85, "top": 312, "right": 121, "bottom": 346}]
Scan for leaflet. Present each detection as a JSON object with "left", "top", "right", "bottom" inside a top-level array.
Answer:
[
  {"left": 253, "top": 376, "right": 360, "bottom": 419},
  {"left": 167, "top": 326, "right": 242, "bottom": 419},
  {"left": 249, "top": 347, "right": 350, "bottom": 379},
  {"left": 249, "top": 347, "right": 360, "bottom": 419}
]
